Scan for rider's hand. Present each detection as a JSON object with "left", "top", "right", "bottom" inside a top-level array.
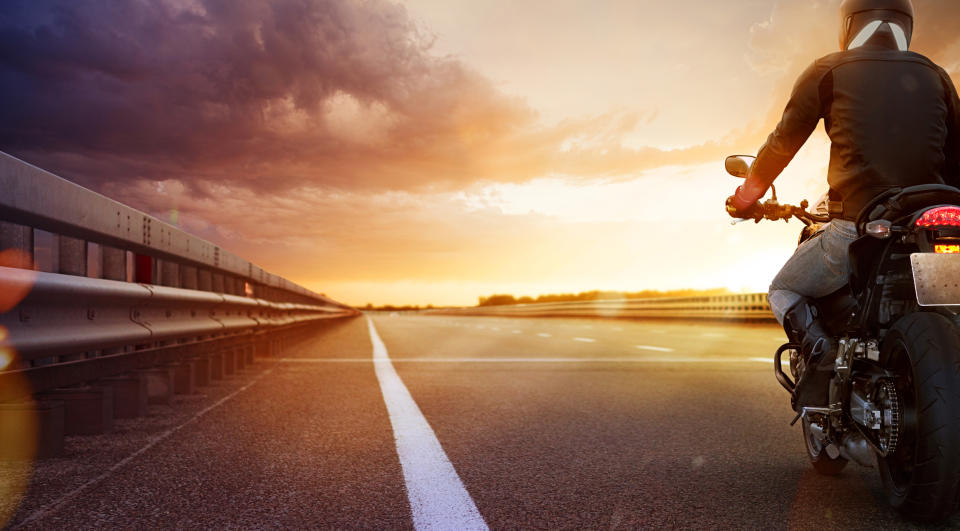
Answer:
[{"left": 726, "top": 195, "right": 763, "bottom": 221}]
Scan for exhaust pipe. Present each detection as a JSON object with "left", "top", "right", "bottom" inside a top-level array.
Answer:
[{"left": 840, "top": 434, "right": 876, "bottom": 467}]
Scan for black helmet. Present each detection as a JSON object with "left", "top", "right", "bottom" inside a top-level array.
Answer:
[{"left": 839, "top": 0, "right": 914, "bottom": 50}]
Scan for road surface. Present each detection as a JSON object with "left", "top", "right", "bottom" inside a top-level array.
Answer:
[{"left": 2, "top": 314, "right": 955, "bottom": 529}]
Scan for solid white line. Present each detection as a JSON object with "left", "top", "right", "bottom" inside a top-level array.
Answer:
[
  {"left": 750, "top": 357, "right": 790, "bottom": 364},
  {"left": 367, "top": 317, "right": 487, "bottom": 531},
  {"left": 537, "top": 333, "right": 552, "bottom": 338},
  {"left": 276, "top": 356, "right": 771, "bottom": 364},
  {"left": 573, "top": 337, "right": 596, "bottom": 343},
  {"left": 635, "top": 345, "right": 675, "bottom": 353},
  {"left": 12, "top": 369, "right": 274, "bottom": 530}
]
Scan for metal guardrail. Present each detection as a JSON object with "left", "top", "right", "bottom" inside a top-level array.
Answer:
[
  {"left": 0, "top": 151, "right": 347, "bottom": 306},
  {"left": 0, "top": 152, "right": 358, "bottom": 402},
  {"left": 428, "top": 293, "right": 775, "bottom": 322}
]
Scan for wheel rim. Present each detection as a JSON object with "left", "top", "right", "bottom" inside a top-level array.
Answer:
[{"left": 802, "top": 417, "right": 826, "bottom": 458}]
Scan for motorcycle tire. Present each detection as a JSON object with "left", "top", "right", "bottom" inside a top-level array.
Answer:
[
  {"left": 801, "top": 419, "right": 848, "bottom": 476},
  {"left": 878, "top": 312, "right": 960, "bottom": 522}
]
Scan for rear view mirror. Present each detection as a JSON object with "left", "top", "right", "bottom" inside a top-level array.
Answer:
[{"left": 725, "top": 155, "right": 756, "bottom": 178}]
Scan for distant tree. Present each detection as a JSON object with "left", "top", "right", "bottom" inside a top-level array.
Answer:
[
  {"left": 476, "top": 288, "right": 732, "bottom": 307},
  {"left": 478, "top": 294, "right": 518, "bottom": 307}
]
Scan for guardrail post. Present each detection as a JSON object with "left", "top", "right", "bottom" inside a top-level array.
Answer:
[
  {"left": 209, "top": 351, "right": 224, "bottom": 381},
  {"left": 102, "top": 246, "right": 125, "bottom": 281},
  {"left": 0, "top": 221, "right": 32, "bottom": 262},
  {"left": 58, "top": 236, "right": 86, "bottom": 277},
  {"left": 134, "top": 254, "right": 153, "bottom": 283},
  {"left": 0, "top": 400, "right": 64, "bottom": 459},
  {"left": 180, "top": 265, "right": 198, "bottom": 290},
  {"left": 223, "top": 347, "right": 236, "bottom": 375},
  {"left": 211, "top": 273, "right": 224, "bottom": 293},
  {"left": 172, "top": 359, "right": 197, "bottom": 395},
  {"left": 159, "top": 260, "right": 180, "bottom": 288},
  {"left": 193, "top": 356, "right": 211, "bottom": 386},
  {"left": 102, "top": 374, "right": 148, "bottom": 418},
  {"left": 140, "top": 368, "right": 175, "bottom": 406},
  {"left": 198, "top": 269, "right": 212, "bottom": 291},
  {"left": 36, "top": 386, "right": 114, "bottom": 435},
  {"left": 234, "top": 347, "right": 246, "bottom": 371}
]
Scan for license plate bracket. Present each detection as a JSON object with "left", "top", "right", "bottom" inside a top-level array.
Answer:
[{"left": 911, "top": 253, "right": 960, "bottom": 306}]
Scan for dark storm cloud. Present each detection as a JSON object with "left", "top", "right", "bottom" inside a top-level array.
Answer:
[{"left": 0, "top": 0, "right": 528, "bottom": 191}]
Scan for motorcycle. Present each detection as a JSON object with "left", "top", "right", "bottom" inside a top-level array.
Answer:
[{"left": 726, "top": 154, "right": 960, "bottom": 522}]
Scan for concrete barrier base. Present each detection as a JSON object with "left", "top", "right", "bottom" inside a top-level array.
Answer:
[
  {"left": 36, "top": 387, "right": 113, "bottom": 436},
  {"left": 0, "top": 400, "right": 65, "bottom": 459},
  {"left": 103, "top": 375, "right": 148, "bottom": 419}
]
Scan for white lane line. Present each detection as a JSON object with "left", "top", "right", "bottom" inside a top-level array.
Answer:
[
  {"left": 573, "top": 337, "right": 596, "bottom": 343},
  {"left": 367, "top": 318, "right": 488, "bottom": 531},
  {"left": 750, "top": 357, "right": 790, "bottom": 364},
  {"left": 702, "top": 333, "right": 726, "bottom": 338},
  {"left": 537, "top": 333, "right": 552, "bottom": 338},
  {"left": 12, "top": 369, "right": 274, "bottom": 530},
  {"left": 491, "top": 327, "right": 500, "bottom": 331},
  {"left": 636, "top": 345, "right": 675, "bottom": 353},
  {"left": 613, "top": 327, "right": 623, "bottom": 332},
  {"left": 277, "top": 357, "right": 773, "bottom": 364},
  {"left": 512, "top": 330, "right": 522, "bottom": 334}
]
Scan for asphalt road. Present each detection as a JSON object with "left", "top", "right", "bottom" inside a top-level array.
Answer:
[{"left": 3, "top": 314, "right": 958, "bottom": 529}]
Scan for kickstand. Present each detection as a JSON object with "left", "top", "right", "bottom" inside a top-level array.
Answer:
[{"left": 789, "top": 412, "right": 802, "bottom": 426}]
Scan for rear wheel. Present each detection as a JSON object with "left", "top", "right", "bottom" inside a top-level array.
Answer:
[{"left": 878, "top": 312, "right": 960, "bottom": 522}]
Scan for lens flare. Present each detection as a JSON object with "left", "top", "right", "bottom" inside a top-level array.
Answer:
[
  {"left": 0, "top": 348, "right": 12, "bottom": 372},
  {"left": 0, "top": 385, "right": 40, "bottom": 528},
  {"left": 0, "top": 250, "right": 37, "bottom": 313}
]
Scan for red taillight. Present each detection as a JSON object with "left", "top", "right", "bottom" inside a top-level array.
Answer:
[{"left": 915, "top": 206, "right": 960, "bottom": 228}]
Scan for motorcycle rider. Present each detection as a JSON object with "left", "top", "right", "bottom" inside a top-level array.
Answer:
[{"left": 725, "top": 0, "right": 960, "bottom": 411}]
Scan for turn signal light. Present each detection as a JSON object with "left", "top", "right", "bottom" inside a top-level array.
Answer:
[
  {"left": 916, "top": 206, "right": 960, "bottom": 228},
  {"left": 935, "top": 244, "right": 960, "bottom": 254}
]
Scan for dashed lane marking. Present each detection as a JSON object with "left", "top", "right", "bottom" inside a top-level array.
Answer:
[
  {"left": 537, "top": 333, "right": 552, "bottom": 338},
  {"left": 702, "top": 333, "right": 726, "bottom": 338},
  {"left": 573, "top": 337, "right": 597, "bottom": 343},
  {"left": 367, "top": 317, "right": 488, "bottom": 531},
  {"left": 12, "top": 369, "right": 275, "bottom": 530},
  {"left": 512, "top": 330, "right": 522, "bottom": 334},
  {"left": 635, "top": 345, "right": 675, "bottom": 353}
]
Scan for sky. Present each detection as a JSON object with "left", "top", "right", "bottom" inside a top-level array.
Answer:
[{"left": 1, "top": 0, "right": 959, "bottom": 306}]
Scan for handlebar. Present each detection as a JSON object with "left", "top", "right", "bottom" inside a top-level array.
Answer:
[{"left": 732, "top": 199, "right": 832, "bottom": 226}]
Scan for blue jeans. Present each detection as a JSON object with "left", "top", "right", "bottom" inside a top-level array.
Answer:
[{"left": 768, "top": 220, "right": 859, "bottom": 325}]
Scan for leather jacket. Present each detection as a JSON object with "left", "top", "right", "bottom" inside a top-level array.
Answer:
[{"left": 735, "top": 39, "right": 960, "bottom": 219}]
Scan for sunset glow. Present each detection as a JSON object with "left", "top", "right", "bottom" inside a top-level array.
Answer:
[{"left": 1, "top": 1, "right": 959, "bottom": 306}]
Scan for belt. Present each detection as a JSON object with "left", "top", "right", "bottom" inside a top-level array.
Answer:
[{"left": 826, "top": 200, "right": 859, "bottom": 222}]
